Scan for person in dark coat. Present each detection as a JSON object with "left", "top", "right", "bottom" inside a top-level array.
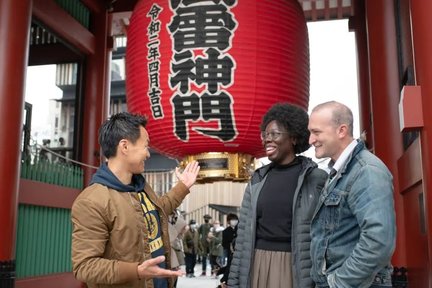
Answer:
[
  {"left": 219, "top": 213, "right": 238, "bottom": 286},
  {"left": 198, "top": 214, "right": 212, "bottom": 276},
  {"left": 183, "top": 219, "right": 199, "bottom": 278},
  {"left": 228, "top": 103, "right": 327, "bottom": 288}
]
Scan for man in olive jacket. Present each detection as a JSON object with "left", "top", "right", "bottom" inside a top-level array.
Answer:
[
  {"left": 183, "top": 219, "right": 199, "bottom": 277},
  {"left": 71, "top": 112, "right": 200, "bottom": 288}
]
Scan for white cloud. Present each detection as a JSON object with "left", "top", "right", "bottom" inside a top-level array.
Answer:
[
  {"left": 308, "top": 19, "right": 359, "bottom": 137},
  {"left": 25, "top": 64, "right": 62, "bottom": 143},
  {"left": 303, "top": 19, "right": 359, "bottom": 165}
]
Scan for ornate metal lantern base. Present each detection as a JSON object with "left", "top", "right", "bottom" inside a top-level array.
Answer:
[{"left": 181, "top": 152, "right": 255, "bottom": 183}]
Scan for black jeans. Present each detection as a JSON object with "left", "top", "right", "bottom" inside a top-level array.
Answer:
[
  {"left": 184, "top": 253, "right": 196, "bottom": 274},
  {"left": 201, "top": 254, "right": 208, "bottom": 271}
]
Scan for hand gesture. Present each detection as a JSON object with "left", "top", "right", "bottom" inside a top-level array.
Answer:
[
  {"left": 175, "top": 161, "right": 200, "bottom": 188},
  {"left": 137, "top": 256, "right": 185, "bottom": 279}
]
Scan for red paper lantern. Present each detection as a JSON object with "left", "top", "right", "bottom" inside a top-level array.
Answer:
[{"left": 126, "top": 0, "right": 309, "bottom": 162}]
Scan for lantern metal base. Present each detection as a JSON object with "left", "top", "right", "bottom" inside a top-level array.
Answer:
[{"left": 181, "top": 152, "right": 255, "bottom": 183}]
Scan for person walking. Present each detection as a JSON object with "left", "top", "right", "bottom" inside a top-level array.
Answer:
[
  {"left": 168, "top": 210, "right": 187, "bottom": 287},
  {"left": 219, "top": 214, "right": 238, "bottom": 286},
  {"left": 222, "top": 213, "right": 238, "bottom": 270},
  {"left": 308, "top": 101, "right": 396, "bottom": 288},
  {"left": 183, "top": 219, "right": 200, "bottom": 278},
  {"left": 208, "top": 220, "right": 224, "bottom": 277},
  {"left": 228, "top": 103, "right": 327, "bottom": 288},
  {"left": 198, "top": 214, "right": 212, "bottom": 276}
]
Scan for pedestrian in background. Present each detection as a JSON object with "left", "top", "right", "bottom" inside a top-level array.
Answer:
[
  {"left": 168, "top": 210, "right": 187, "bottom": 287},
  {"left": 198, "top": 214, "right": 212, "bottom": 276},
  {"left": 219, "top": 213, "right": 238, "bottom": 285},
  {"left": 222, "top": 213, "right": 238, "bottom": 267},
  {"left": 183, "top": 219, "right": 199, "bottom": 278},
  {"left": 208, "top": 220, "right": 224, "bottom": 277}
]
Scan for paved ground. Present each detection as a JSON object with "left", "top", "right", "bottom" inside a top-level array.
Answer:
[{"left": 176, "top": 262, "right": 223, "bottom": 288}]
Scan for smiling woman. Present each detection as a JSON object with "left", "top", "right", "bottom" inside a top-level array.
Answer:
[{"left": 228, "top": 103, "right": 328, "bottom": 288}]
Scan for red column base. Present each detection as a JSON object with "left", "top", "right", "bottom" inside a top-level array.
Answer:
[{"left": 0, "top": 260, "right": 15, "bottom": 288}]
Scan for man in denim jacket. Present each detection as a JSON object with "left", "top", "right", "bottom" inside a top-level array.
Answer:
[{"left": 308, "top": 101, "right": 396, "bottom": 288}]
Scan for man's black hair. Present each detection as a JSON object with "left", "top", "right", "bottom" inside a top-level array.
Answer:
[
  {"left": 227, "top": 213, "right": 238, "bottom": 221},
  {"left": 260, "top": 103, "right": 310, "bottom": 154},
  {"left": 98, "top": 112, "right": 148, "bottom": 159}
]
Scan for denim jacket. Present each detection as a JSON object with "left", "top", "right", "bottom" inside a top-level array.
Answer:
[{"left": 310, "top": 140, "right": 396, "bottom": 288}]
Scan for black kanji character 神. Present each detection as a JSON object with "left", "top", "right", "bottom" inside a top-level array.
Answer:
[
  {"left": 170, "top": 51, "right": 196, "bottom": 93},
  {"left": 196, "top": 48, "right": 234, "bottom": 93}
]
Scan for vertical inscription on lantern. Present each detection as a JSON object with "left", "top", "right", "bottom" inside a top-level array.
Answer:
[
  {"left": 147, "top": 4, "right": 164, "bottom": 119},
  {"left": 168, "top": 0, "right": 238, "bottom": 141}
]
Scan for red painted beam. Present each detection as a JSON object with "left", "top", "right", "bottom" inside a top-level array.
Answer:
[
  {"left": 397, "top": 137, "right": 422, "bottom": 193},
  {"left": 81, "top": 10, "right": 111, "bottom": 185},
  {"left": 19, "top": 179, "right": 80, "bottom": 209},
  {"left": 111, "top": 0, "right": 138, "bottom": 13},
  {"left": 29, "top": 43, "right": 81, "bottom": 65},
  {"left": 80, "top": 0, "right": 104, "bottom": 14},
  {"left": 33, "top": 0, "right": 95, "bottom": 55},
  {"left": 0, "top": 0, "right": 32, "bottom": 263},
  {"left": 410, "top": 0, "right": 432, "bottom": 281},
  {"left": 350, "top": 0, "right": 373, "bottom": 149},
  {"left": 365, "top": 0, "right": 405, "bottom": 266}
]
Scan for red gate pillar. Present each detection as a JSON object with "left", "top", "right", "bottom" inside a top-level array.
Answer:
[
  {"left": 410, "top": 0, "right": 432, "bottom": 279},
  {"left": 365, "top": 0, "right": 406, "bottom": 266},
  {"left": 350, "top": 0, "right": 373, "bottom": 149},
  {"left": 81, "top": 9, "right": 112, "bottom": 185},
  {"left": 0, "top": 0, "right": 32, "bottom": 286}
]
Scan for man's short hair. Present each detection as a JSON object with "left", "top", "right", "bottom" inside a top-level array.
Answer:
[
  {"left": 312, "top": 101, "right": 354, "bottom": 137},
  {"left": 98, "top": 112, "right": 148, "bottom": 159},
  {"left": 227, "top": 213, "right": 238, "bottom": 221}
]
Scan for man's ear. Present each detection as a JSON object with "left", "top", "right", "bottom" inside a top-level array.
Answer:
[
  {"left": 338, "top": 124, "right": 349, "bottom": 138},
  {"left": 118, "top": 139, "right": 128, "bottom": 154}
]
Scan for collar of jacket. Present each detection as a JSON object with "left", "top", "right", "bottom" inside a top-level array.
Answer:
[
  {"left": 337, "top": 139, "right": 365, "bottom": 177},
  {"left": 252, "top": 156, "right": 318, "bottom": 185},
  {"left": 90, "top": 163, "right": 146, "bottom": 192}
]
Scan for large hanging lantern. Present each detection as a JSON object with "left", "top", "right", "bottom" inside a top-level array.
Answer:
[{"left": 126, "top": 0, "right": 309, "bottom": 181}]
